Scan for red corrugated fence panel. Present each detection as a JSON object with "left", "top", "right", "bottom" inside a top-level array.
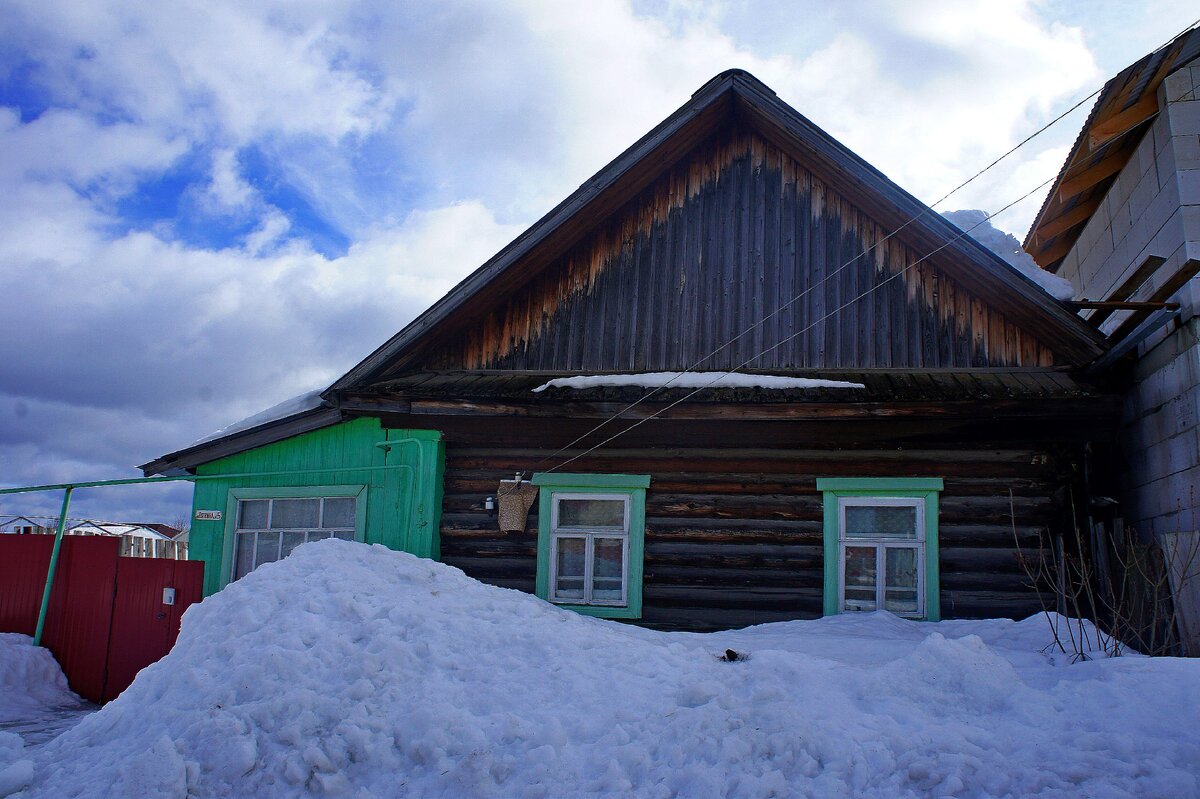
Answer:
[
  {"left": 41, "top": 537, "right": 120, "bottom": 704},
  {"left": 103, "top": 557, "right": 204, "bottom": 702},
  {"left": 0, "top": 535, "right": 54, "bottom": 635}
]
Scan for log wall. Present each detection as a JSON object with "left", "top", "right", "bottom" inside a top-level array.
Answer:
[{"left": 438, "top": 443, "right": 1067, "bottom": 632}]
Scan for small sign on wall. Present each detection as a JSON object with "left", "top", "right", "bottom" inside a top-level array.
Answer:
[{"left": 194, "top": 510, "right": 223, "bottom": 521}]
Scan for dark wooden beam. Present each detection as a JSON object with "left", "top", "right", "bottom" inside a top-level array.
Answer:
[
  {"left": 1083, "top": 254, "right": 1167, "bottom": 327},
  {"left": 1107, "top": 258, "right": 1200, "bottom": 342}
]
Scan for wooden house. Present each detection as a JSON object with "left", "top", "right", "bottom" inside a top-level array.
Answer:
[{"left": 143, "top": 70, "right": 1120, "bottom": 631}]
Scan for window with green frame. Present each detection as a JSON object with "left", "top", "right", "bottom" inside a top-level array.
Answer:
[
  {"left": 219, "top": 485, "right": 368, "bottom": 587},
  {"left": 816, "top": 478, "right": 943, "bottom": 621},
  {"left": 531, "top": 472, "right": 650, "bottom": 619}
]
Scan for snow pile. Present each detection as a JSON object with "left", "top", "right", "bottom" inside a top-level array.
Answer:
[
  {"left": 0, "top": 635, "right": 78, "bottom": 723},
  {"left": 942, "top": 209, "right": 1075, "bottom": 300},
  {"left": 532, "top": 372, "right": 866, "bottom": 393},
  {"left": 18, "top": 541, "right": 1200, "bottom": 798},
  {"left": 192, "top": 389, "right": 326, "bottom": 446},
  {"left": 0, "top": 635, "right": 82, "bottom": 798}
]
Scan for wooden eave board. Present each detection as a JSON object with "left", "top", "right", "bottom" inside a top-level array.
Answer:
[
  {"left": 347, "top": 368, "right": 1100, "bottom": 404},
  {"left": 1024, "top": 28, "right": 1200, "bottom": 270},
  {"left": 332, "top": 70, "right": 1104, "bottom": 393},
  {"left": 139, "top": 408, "right": 344, "bottom": 475}
]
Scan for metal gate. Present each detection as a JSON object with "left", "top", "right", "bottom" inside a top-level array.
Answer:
[{"left": 0, "top": 535, "right": 204, "bottom": 703}]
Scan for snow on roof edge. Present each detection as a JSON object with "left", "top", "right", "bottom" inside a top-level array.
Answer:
[
  {"left": 941, "top": 210, "right": 1075, "bottom": 301},
  {"left": 532, "top": 372, "right": 867, "bottom": 393},
  {"left": 190, "top": 389, "right": 328, "bottom": 447}
]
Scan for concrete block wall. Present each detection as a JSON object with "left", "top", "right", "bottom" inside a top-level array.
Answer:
[
  {"left": 1058, "top": 59, "right": 1200, "bottom": 540},
  {"left": 1057, "top": 63, "right": 1200, "bottom": 332}
]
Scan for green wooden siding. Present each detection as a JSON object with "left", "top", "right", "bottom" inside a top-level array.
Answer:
[{"left": 189, "top": 417, "right": 444, "bottom": 596}]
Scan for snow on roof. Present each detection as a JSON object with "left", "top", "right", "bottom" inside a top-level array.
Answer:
[
  {"left": 192, "top": 389, "right": 326, "bottom": 447},
  {"left": 532, "top": 372, "right": 866, "bottom": 393},
  {"left": 942, "top": 210, "right": 1075, "bottom": 301},
  {"left": 14, "top": 540, "right": 1200, "bottom": 797}
]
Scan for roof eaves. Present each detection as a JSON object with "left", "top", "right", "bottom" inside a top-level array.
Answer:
[{"left": 139, "top": 406, "right": 344, "bottom": 476}]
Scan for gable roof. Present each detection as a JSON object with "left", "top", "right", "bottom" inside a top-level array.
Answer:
[
  {"left": 1024, "top": 27, "right": 1200, "bottom": 270},
  {"left": 331, "top": 69, "right": 1104, "bottom": 392}
]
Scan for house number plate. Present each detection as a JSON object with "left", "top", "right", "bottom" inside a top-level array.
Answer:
[{"left": 194, "top": 510, "right": 223, "bottom": 521}]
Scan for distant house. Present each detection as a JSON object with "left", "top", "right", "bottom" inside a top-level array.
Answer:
[
  {"left": 1024, "top": 28, "right": 1200, "bottom": 651},
  {"left": 68, "top": 521, "right": 176, "bottom": 540},
  {"left": 0, "top": 515, "right": 53, "bottom": 534},
  {"left": 145, "top": 70, "right": 1122, "bottom": 631}
]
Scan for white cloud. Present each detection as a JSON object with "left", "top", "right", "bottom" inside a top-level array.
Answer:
[{"left": 2, "top": 0, "right": 1197, "bottom": 524}]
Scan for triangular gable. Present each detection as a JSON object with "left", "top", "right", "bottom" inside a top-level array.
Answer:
[{"left": 333, "top": 70, "right": 1105, "bottom": 389}]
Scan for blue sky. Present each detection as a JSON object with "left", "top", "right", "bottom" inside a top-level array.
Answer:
[{"left": 0, "top": 0, "right": 1195, "bottom": 525}]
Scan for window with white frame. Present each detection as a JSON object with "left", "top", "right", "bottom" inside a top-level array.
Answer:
[
  {"left": 838, "top": 496, "right": 924, "bottom": 617},
  {"left": 532, "top": 473, "right": 649, "bottom": 619},
  {"left": 548, "top": 493, "right": 631, "bottom": 606},
  {"left": 232, "top": 496, "right": 357, "bottom": 580}
]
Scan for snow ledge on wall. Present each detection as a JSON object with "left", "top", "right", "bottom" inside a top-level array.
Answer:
[
  {"left": 941, "top": 210, "right": 1075, "bottom": 301},
  {"left": 532, "top": 372, "right": 866, "bottom": 393}
]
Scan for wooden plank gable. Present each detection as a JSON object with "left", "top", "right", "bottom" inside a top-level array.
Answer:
[
  {"left": 333, "top": 70, "right": 1104, "bottom": 392},
  {"left": 409, "top": 128, "right": 1057, "bottom": 374}
]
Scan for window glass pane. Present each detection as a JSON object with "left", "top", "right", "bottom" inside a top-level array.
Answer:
[
  {"left": 332, "top": 530, "right": 355, "bottom": 541},
  {"left": 280, "top": 530, "right": 306, "bottom": 559},
  {"left": 843, "top": 546, "right": 877, "bottom": 611},
  {"left": 322, "top": 497, "right": 355, "bottom": 529},
  {"left": 845, "top": 505, "right": 917, "bottom": 539},
  {"left": 592, "top": 538, "right": 625, "bottom": 602},
  {"left": 234, "top": 532, "right": 256, "bottom": 580},
  {"left": 558, "top": 498, "right": 625, "bottom": 529},
  {"left": 884, "top": 547, "right": 920, "bottom": 615},
  {"left": 237, "top": 500, "right": 269, "bottom": 530},
  {"left": 255, "top": 531, "right": 281, "bottom": 568},
  {"left": 271, "top": 498, "right": 320, "bottom": 529},
  {"left": 308, "top": 530, "right": 332, "bottom": 542},
  {"left": 554, "top": 537, "right": 586, "bottom": 600}
]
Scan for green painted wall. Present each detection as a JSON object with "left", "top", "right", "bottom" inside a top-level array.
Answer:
[{"left": 189, "top": 417, "right": 443, "bottom": 596}]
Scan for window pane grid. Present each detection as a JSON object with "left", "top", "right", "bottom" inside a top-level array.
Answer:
[
  {"left": 234, "top": 496, "right": 356, "bottom": 580},
  {"left": 549, "top": 493, "right": 630, "bottom": 608},
  {"left": 838, "top": 497, "right": 924, "bottom": 618}
]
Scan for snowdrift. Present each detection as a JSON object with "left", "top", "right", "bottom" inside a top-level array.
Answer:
[
  {"left": 0, "top": 634, "right": 84, "bottom": 797},
  {"left": 17, "top": 540, "right": 1200, "bottom": 798}
]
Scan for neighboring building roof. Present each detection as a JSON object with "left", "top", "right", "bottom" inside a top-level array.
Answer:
[
  {"left": 332, "top": 69, "right": 1104, "bottom": 391},
  {"left": 137, "top": 523, "right": 184, "bottom": 539},
  {"left": 1024, "top": 27, "right": 1200, "bottom": 271},
  {"left": 67, "top": 521, "right": 180, "bottom": 540}
]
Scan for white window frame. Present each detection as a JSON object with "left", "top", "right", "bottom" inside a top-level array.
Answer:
[
  {"left": 232, "top": 496, "right": 358, "bottom": 581},
  {"left": 547, "top": 492, "right": 631, "bottom": 607},
  {"left": 837, "top": 495, "right": 925, "bottom": 618}
]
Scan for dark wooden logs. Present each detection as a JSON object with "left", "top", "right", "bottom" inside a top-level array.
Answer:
[{"left": 438, "top": 437, "right": 1067, "bottom": 632}]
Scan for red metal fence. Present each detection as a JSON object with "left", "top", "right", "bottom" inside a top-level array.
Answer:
[{"left": 0, "top": 535, "right": 203, "bottom": 703}]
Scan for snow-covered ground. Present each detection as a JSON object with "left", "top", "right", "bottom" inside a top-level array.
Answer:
[
  {"left": 4, "top": 541, "right": 1199, "bottom": 798},
  {"left": 0, "top": 635, "right": 92, "bottom": 797}
]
